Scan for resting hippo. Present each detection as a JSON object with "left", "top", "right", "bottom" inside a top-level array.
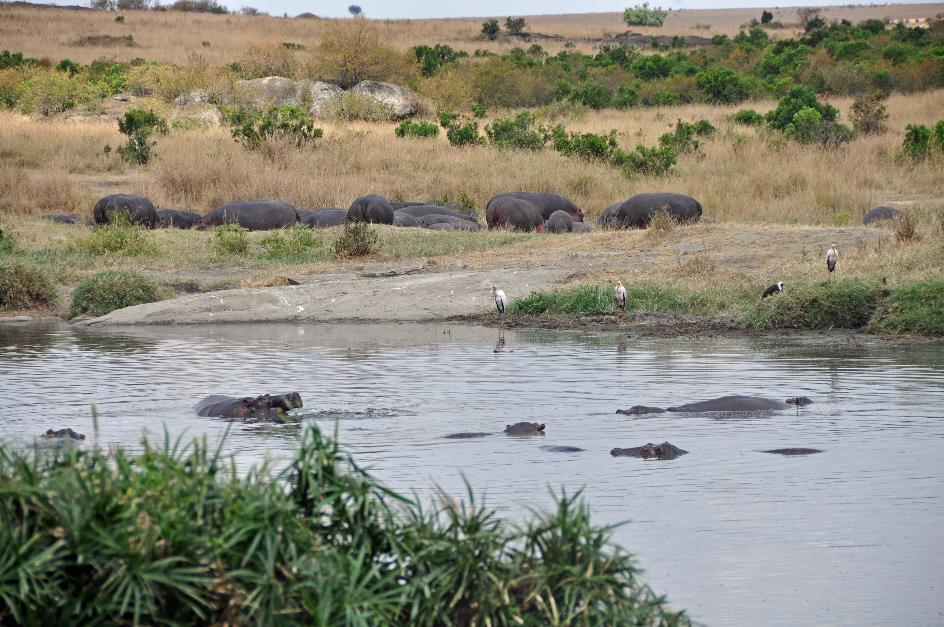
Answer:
[
  {"left": 485, "top": 196, "right": 545, "bottom": 232},
  {"left": 617, "top": 395, "right": 801, "bottom": 415},
  {"left": 40, "top": 428, "right": 86, "bottom": 441},
  {"left": 194, "top": 392, "right": 303, "bottom": 420},
  {"left": 393, "top": 211, "right": 421, "bottom": 227},
  {"left": 572, "top": 221, "right": 593, "bottom": 233},
  {"left": 545, "top": 210, "right": 574, "bottom": 233},
  {"left": 763, "top": 448, "right": 823, "bottom": 455},
  {"left": 504, "top": 422, "right": 546, "bottom": 435},
  {"left": 611, "top": 442, "right": 688, "bottom": 459},
  {"left": 93, "top": 194, "right": 160, "bottom": 228},
  {"left": 156, "top": 208, "right": 201, "bottom": 229},
  {"left": 348, "top": 194, "right": 395, "bottom": 224},
  {"left": 395, "top": 204, "right": 478, "bottom": 223},
  {"left": 42, "top": 214, "right": 81, "bottom": 225},
  {"left": 491, "top": 192, "right": 584, "bottom": 222},
  {"left": 863, "top": 206, "right": 905, "bottom": 225},
  {"left": 540, "top": 445, "right": 584, "bottom": 452},
  {"left": 201, "top": 200, "right": 298, "bottom": 230},
  {"left": 600, "top": 193, "right": 702, "bottom": 229},
  {"left": 417, "top": 214, "right": 481, "bottom": 231},
  {"left": 300, "top": 208, "right": 348, "bottom": 228}
]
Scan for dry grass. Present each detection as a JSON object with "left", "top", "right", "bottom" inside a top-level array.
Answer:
[{"left": 2, "top": 4, "right": 943, "bottom": 63}]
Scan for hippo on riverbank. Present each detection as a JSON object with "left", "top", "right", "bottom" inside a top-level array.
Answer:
[
  {"left": 395, "top": 204, "right": 478, "bottom": 223},
  {"left": 491, "top": 192, "right": 584, "bottom": 222},
  {"left": 763, "top": 448, "right": 823, "bottom": 455},
  {"left": 504, "top": 422, "right": 546, "bottom": 435},
  {"left": 300, "top": 208, "right": 348, "bottom": 228},
  {"left": 348, "top": 195, "right": 395, "bottom": 225},
  {"left": 201, "top": 200, "right": 298, "bottom": 230},
  {"left": 545, "top": 210, "right": 574, "bottom": 233},
  {"left": 600, "top": 193, "right": 702, "bottom": 229},
  {"left": 610, "top": 442, "right": 687, "bottom": 459},
  {"left": 93, "top": 194, "right": 160, "bottom": 228},
  {"left": 393, "top": 211, "right": 421, "bottom": 227},
  {"left": 39, "top": 428, "right": 86, "bottom": 441},
  {"left": 194, "top": 393, "right": 303, "bottom": 420},
  {"left": 416, "top": 214, "right": 482, "bottom": 230},
  {"left": 156, "top": 208, "right": 201, "bottom": 229},
  {"left": 863, "top": 206, "right": 905, "bottom": 225},
  {"left": 617, "top": 395, "right": 802, "bottom": 415},
  {"left": 486, "top": 196, "right": 545, "bottom": 232}
]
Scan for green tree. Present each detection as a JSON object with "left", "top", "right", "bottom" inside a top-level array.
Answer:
[
  {"left": 117, "top": 109, "right": 168, "bottom": 164},
  {"left": 623, "top": 2, "right": 666, "bottom": 27},
  {"left": 481, "top": 19, "right": 501, "bottom": 40},
  {"left": 505, "top": 16, "right": 527, "bottom": 35}
]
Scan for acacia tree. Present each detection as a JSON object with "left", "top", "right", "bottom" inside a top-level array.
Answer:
[
  {"left": 314, "top": 19, "right": 409, "bottom": 88},
  {"left": 481, "top": 19, "right": 500, "bottom": 40},
  {"left": 505, "top": 17, "right": 526, "bottom": 35}
]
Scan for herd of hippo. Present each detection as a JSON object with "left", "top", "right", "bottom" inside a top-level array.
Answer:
[
  {"left": 48, "top": 192, "right": 907, "bottom": 234},
  {"left": 40, "top": 392, "right": 821, "bottom": 458}
]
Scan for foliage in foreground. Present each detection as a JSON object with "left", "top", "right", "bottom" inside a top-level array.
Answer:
[
  {"left": 69, "top": 270, "right": 165, "bottom": 318},
  {"left": 334, "top": 220, "right": 378, "bottom": 258},
  {"left": 0, "top": 425, "right": 688, "bottom": 625},
  {"left": 0, "top": 261, "right": 57, "bottom": 310}
]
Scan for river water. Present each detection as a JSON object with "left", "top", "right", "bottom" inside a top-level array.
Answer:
[{"left": 1, "top": 321, "right": 942, "bottom": 626}]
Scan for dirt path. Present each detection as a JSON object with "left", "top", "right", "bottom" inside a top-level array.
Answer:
[{"left": 80, "top": 223, "right": 893, "bottom": 326}]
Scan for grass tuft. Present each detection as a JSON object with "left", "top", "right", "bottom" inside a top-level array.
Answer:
[
  {"left": 212, "top": 224, "right": 250, "bottom": 256},
  {"left": 71, "top": 221, "right": 157, "bottom": 257},
  {"left": 0, "top": 261, "right": 57, "bottom": 310},
  {"left": 509, "top": 282, "right": 733, "bottom": 317},
  {"left": 0, "top": 424, "right": 689, "bottom": 625},
  {"left": 868, "top": 279, "right": 944, "bottom": 335},
  {"left": 69, "top": 270, "right": 166, "bottom": 318},
  {"left": 259, "top": 224, "right": 325, "bottom": 261}
]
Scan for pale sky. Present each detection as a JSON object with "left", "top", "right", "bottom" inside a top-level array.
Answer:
[{"left": 42, "top": 0, "right": 944, "bottom": 19}]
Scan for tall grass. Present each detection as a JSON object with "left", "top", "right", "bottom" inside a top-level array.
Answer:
[
  {"left": 69, "top": 270, "right": 166, "bottom": 317},
  {"left": 0, "top": 425, "right": 689, "bottom": 625},
  {"left": 742, "top": 279, "right": 884, "bottom": 330},
  {"left": 868, "top": 279, "right": 944, "bottom": 335},
  {"left": 510, "top": 282, "right": 734, "bottom": 317}
]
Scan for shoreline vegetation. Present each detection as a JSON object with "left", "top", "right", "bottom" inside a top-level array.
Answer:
[{"left": 0, "top": 424, "right": 690, "bottom": 625}]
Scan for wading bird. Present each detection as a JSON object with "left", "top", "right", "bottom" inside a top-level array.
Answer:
[
  {"left": 826, "top": 244, "right": 839, "bottom": 277},
  {"left": 492, "top": 286, "right": 507, "bottom": 317},
  {"left": 762, "top": 282, "right": 784, "bottom": 299},
  {"left": 615, "top": 280, "right": 627, "bottom": 312}
]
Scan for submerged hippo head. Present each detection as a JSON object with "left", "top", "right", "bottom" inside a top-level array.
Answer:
[
  {"left": 244, "top": 393, "right": 303, "bottom": 419},
  {"left": 610, "top": 441, "right": 688, "bottom": 460},
  {"left": 504, "top": 422, "right": 546, "bottom": 435},
  {"left": 785, "top": 397, "right": 814, "bottom": 407},
  {"left": 41, "top": 428, "right": 85, "bottom": 441}
]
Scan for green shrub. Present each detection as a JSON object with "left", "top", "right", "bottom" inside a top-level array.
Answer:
[
  {"left": 484, "top": 111, "right": 548, "bottom": 150},
  {"left": 394, "top": 119, "right": 440, "bottom": 138},
  {"left": 13, "top": 69, "right": 98, "bottom": 116},
  {"left": 658, "top": 118, "right": 715, "bottom": 153},
  {"left": 868, "top": 280, "right": 944, "bottom": 335},
  {"left": 74, "top": 221, "right": 156, "bottom": 257},
  {"left": 623, "top": 2, "right": 666, "bottom": 27},
  {"left": 471, "top": 102, "right": 487, "bottom": 118},
  {"left": 743, "top": 280, "right": 883, "bottom": 330},
  {"left": 117, "top": 108, "right": 168, "bottom": 165},
  {"left": 0, "top": 425, "right": 687, "bottom": 624},
  {"left": 785, "top": 106, "right": 824, "bottom": 143},
  {"left": 0, "top": 50, "right": 37, "bottom": 69},
  {"left": 732, "top": 108, "right": 765, "bottom": 125},
  {"left": 695, "top": 66, "right": 752, "bottom": 103},
  {"left": 766, "top": 84, "right": 837, "bottom": 131},
  {"left": 901, "top": 123, "right": 931, "bottom": 161},
  {"left": 323, "top": 91, "right": 397, "bottom": 122},
  {"left": 567, "top": 81, "right": 612, "bottom": 109},
  {"left": 509, "top": 282, "right": 728, "bottom": 316},
  {"left": 413, "top": 44, "right": 461, "bottom": 77},
  {"left": 69, "top": 271, "right": 164, "bottom": 317},
  {"left": 0, "top": 261, "right": 57, "bottom": 310},
  {"left": 259, "top": 225, "right": 325, "bottom": 261},
  {"left": 932, "top": 120, "right": 944, "bottom": 153},
  {"left": 442, "top": 116, "right": 481, "bottom": 146},
  {"left": 56, "top": 58, "right": 80, "bottom": 76},
  {"left": 849, "top": 93, "right": 888, "bottom": 135},
  {"left": 552, "top": 126, "right": 620, "bottom": 162},
  {"left": 481, "top": 18, "right": 500, "bottom": 40},
  {"left": 0, "top": 228, "right": 14, "bottom": 254},
  {"left": 88, "top": 61, "right": 128, "bottom": 95},
  {"left": 226, "top": 104, "right": 323, "bottom": 150},
  {"left": 334, "top": 221, "right": 378, "bottom": 258},
  {"left": 506, "top": 16, "right": 527, "bottom": 35},
  {"left": 213, "top": 224, "right": 250, "bottom": 255},
  {"left": 620, "top": 144, "right": 677, "bottom": 176}
]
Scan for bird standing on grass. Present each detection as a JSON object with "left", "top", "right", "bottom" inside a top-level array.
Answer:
[
  {"left": 826, "top": 244, "right": 839, "bottom": 277},
  {"left": 615, "top": 281, "right": 627, "bottom": 312},
  {"left": 492, "top": 286, "right": 507, "bottom": 317},
  {"left": 762, "top": 282, "right": 784, "bottom": 299}
]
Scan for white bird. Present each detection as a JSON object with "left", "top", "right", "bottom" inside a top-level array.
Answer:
[
  {"left": 492, "top": 286, "right": 507, "bottom": 316},
  {"left": 826, "top": 244, "right": 839, "bottom": 276},
  {"left": 615, "top": 280, "right": 627, "bottom": 312}
]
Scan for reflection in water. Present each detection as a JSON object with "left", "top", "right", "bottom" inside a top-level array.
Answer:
[{"left": 0, "top": 321, "right": 942, "bottom": 627}]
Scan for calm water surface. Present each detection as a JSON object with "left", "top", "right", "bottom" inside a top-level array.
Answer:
[{"left": 1, "top": 321, "right": 943, "bottom": 627}]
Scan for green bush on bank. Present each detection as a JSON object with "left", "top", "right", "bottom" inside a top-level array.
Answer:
[
  {"left": 68, "top": 270, "right": 165, "bottom": 317},
  {"left": 868, "top": 279, "right": 944, "bottom": 335},
  {"left": 0, "top": 425, "right": 688, "bottom": 625},
  {"left": 742, "top": 279, "right": 884, "bottom": 330},
  {"left": 509, "top": 283, "right": 730, "bottom": 317},
  {"left": 394, "top": 119, "right": 440, "bottom": 138},
  {"left": 0, "top": 261, "right": 57, "bottom": 310}
]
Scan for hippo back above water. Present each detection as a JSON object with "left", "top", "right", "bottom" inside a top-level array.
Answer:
[
  {"left": 618, "top": 395, "right": 802, "bottom": 415},
  {"left": 504, "top": 421, "right": 546, "bottom": 435},
  {"left": 194, "top": 392, "right": 303, "bottom": 420},
  {"left": 93, "top": 194, "right": 160, "bottom": 228},
  {"left": 601, "top": 193, "right": 702, "bottom": 229},
  {"left": 201, "top": 200, "right": 298, "bottom": 230}
]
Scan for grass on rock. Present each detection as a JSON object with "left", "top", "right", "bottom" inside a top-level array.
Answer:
[{"left": 69, "top": 270, "right": 167, "bottom": 318}]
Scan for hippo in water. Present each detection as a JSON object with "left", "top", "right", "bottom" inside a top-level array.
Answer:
[
  {"left": 540, "top": 445, "right": 584, "bottom": 452},
  {"left": 611, "top": 442, "right": 687, "bottom": 459},
  {"left": 194, "top": 393, "right": 303, "bottom": 420},
  {"left": 443, "top": 432, "right": 493, "bottom": 439},
  {"left": 785, "top": 397, "right": 814, "bottom": 407},
  {"left": 504, "top": 422, "right": 546, "bottom": 435},
  {"left": 762, "top": 448, "right": 823, "bottom": 455},
  {"left": 40, "top": 428, "right": 86, "bottom": 441},
  {"left": 617, "top": 395, "right": 803, "bottom": 415}
]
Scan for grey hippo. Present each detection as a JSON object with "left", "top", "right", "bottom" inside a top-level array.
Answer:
[
  {"left": 489, "top": 192, "right": 584, "bottom": 222},
  {"left": 617, "top": 395, "right": 811, "bottom": 415},
  {"left": 93, "top": 194, "right": 160, "bottom": 228},
  {"left": 762, "top": 448, "right": 823, "bottom": 455},
  {"left": 610, "top": 442, "right": 688, "bottom": 459},
  {"left": 863, "top": 206, "right": 905, "bottom": 225},
  {"left": 545, "top": 210, "right": 574, "bottom": 233},
  {"left": 200, "top": 200, "right": 298, "bottom": 230},
  {"left": 299, "top": 208, "right": 348, "bottom": 228},
  {"left": 600, "top": 192, "right": 702, "bottom": 230},
  {"left": 39, "top": 428, "right": 86, "bottom": 441},
  {"left": 540, "top": 445, "right": 584, "bottom": 452},
  {"left": 348, "top": 194, "right": 395, "bottom": 225},
  {"left": 485, "top": 196, "right": 545, "bottom": 232},
  {"left": 156, "top": 208, "right": 201, "bottom": 229},
  {"left": 194, "top": 392, "right": 303, "bottom": 420},
  {"left": 504, "top": 422, "right": 546, "bottom": 435}
]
